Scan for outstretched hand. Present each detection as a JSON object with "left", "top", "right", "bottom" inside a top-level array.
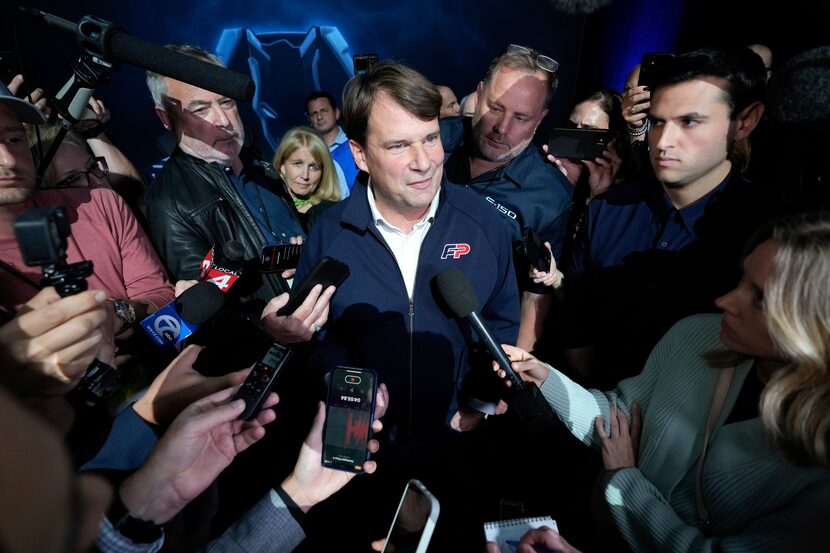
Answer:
[
  {"left": 0, "top": 287, "right": 109, "bottom": 395},
  {"left": 119, "top": 385, "right": 278, "bottom": 524},
  {"left": 132, "top": 344, "right": 251, "bottom": 426},
  {"left": 492, "top": 344, "right": 551, "bottom": 389},
  {"left": 280, "top": 383, "right": 388, "bottom": 512},
  {"left": 261, "top": 283, "right": 335, "bottom": 343}
]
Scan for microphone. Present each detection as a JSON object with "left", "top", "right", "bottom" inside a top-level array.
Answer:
[
  {"left": 18, "top": 7, "right": 255, "bottom": 101},
  {"left": 140, "top": 281, "right": 225, "bottom": 348},
  {"left": 436, "top": 267, "right": 559, "bottom": 435},
  {"left": 200, "top": 240, "right": 245, "bottom": 293},
  {"left": 436, "top": 268, "right": 524, "bottom": 387}
]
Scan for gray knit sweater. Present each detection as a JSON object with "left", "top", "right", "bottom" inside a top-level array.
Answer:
[{"left": 540, "top": 313, "right": 830, "bottom": 552}]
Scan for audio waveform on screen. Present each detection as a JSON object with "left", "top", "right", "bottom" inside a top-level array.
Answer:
[{"left": 344, "top": 409, "right": 370, "bottom": 448}]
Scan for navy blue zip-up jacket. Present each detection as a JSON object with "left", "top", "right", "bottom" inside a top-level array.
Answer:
[{"left": 295, "top": 178, "right": 519, "bottom": 445}]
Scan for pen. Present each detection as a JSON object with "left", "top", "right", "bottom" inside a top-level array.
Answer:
[{"left": 505, "top": 539, "right": 556, "bottom": 553}]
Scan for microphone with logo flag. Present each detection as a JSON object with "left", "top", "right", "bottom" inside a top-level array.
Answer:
[
  {"left": 200, "top": 240, "right": 245, "bottom": 293},
  {"left": 436, "top": 267, "right": 559, "bottom": 435},
  {"left": 140, "top": 281, "right": 224, "bottom": 348}
]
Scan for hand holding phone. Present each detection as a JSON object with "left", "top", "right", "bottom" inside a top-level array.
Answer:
[
  {"left": 322, "top": 366, "right": 378, "bottom": 472},
  {"left": 276, "top": 256, "right": 349, "bottom": 316},
  {"left": 522, "top": 227, "right": 552, "bottom": 272},
  {"left": 233, "top": 341, "right": 293, "bottom": 420},
  {"left": 377, "top": 479, "right": 440, "bottom": 553}
]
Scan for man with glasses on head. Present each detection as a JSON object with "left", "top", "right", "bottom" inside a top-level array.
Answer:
[{"left": 441, "top": 44, "right": 572, "bottom": 352}]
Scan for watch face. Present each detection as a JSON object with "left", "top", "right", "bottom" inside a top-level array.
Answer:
[{"left": 113, "top": 299, "right": 136, "bottom": 324}]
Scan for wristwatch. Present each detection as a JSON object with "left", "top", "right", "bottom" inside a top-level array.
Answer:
[
  {"left": 106, "top": 492, "right": 163, "bottom": 544},
  {"left": 111, "top": 299, "right": 136, "bottom": 335}
]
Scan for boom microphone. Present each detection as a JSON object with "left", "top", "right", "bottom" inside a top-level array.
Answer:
[
  {"left": 140, "top": 281, "right": 225, "bottom": 348},
  {"left": 18, "top": 7, "right": 255, "bottom": 101},
  {"left": 436, "top": 267, "right": 559, "bottom": 435}
]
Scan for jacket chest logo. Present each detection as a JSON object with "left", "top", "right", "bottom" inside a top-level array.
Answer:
[{"left": 441, "top": 243, "right": 471, "bottom": 259}]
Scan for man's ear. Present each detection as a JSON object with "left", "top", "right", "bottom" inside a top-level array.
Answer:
[
  {"left": 155, "top": 107, "right": 172, "bottom": 131},
  {"left": 349, "top": 139, "right": 368, "bottom": 172},
  {"left": 532, "top": 108, "right": 549, "bottom": 135},
  {"left": 733, "top": 101, "right": 765, "bottom": 141},
  {"left": 335, "top": 107, "right": 341, "bottom": 121}
]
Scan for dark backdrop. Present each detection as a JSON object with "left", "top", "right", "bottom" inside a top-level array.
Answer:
[{"left": 2, "top": 0, "right": 827, "bottom": 176}]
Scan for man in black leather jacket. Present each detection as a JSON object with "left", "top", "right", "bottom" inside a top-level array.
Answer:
[{"left": 140, "top": 45, "right": 305, "bottom": 307}]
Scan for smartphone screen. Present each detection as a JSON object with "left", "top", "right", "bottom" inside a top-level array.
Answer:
[
  {"left": 379, "top": 479, "right": 440, "bottom": 553},
  {"left": 260, "top": 243, "right": 302, "bottom": 272},
  {"left": 323, "top": 367, "right": 377, "bottom": 472},
  {"left": 353, "top": 53, "right": 378, "bottom": 75}
]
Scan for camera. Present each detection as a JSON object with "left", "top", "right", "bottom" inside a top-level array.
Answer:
[
  {"left": 13, "top": 207, "right": 120, "bottom": 405},
  {"left": 13, "top": 206, "right": 93, "bottom": 296}
]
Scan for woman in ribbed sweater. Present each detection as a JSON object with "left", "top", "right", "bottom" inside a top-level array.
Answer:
[{"left": 499, "top": 214, "right": 830, "bottom": 552}]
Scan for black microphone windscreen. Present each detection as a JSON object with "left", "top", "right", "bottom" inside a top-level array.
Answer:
[
  {"left": 436, "top": 267, "right": 480, "bottom": 318},
  {"left": 108, "top": 32, "right": 255, "bottom": 101},
  {"left": 767, "top": 46, "right": 830, "bottom": 125},
  {"left": 222, "top": 240, "right": 245, "bottom": 262},
  {"left": 176, "top": 281, "right": 225, "bottom": 324},
  {"left": 549, "top": 0, "right": 615, "bottom": 15}
]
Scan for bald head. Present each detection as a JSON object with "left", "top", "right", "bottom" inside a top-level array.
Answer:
[{"left": 436, "top": 85, "right": 460, "bottom": 118}]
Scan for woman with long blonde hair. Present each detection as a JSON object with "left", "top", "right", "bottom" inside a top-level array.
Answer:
[
  {"left": 498, "top": 213, "right": 830, "bottom": 552},
  {"left": 272, "top": 127, "right": 341, "bottom": 230}
]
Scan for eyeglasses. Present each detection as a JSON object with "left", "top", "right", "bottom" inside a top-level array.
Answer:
[
  {"left": 55, "top": 156, "right": 109, "bottom": 188},
  {"left": 507, "top": 44, "right": 559, "bottom": 74}
]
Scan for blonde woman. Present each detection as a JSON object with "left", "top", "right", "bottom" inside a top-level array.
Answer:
[
  {"left": 498, "top": 213, "right": 830, "bottom": 552},
  {"left": 273, "top": 127, "right": 341, "bottom": 230}
]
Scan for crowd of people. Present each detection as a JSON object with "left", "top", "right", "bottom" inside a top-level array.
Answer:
[{"left": 0, "top": 33, "right": 828, "bottom": 553}]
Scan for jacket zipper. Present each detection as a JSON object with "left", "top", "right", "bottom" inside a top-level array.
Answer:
[
  {"left": 408, "top": 297, "right": 414, "bottom": 444},
  {"left": 367, "top": 225, "right": 418, "bottom": 444}
]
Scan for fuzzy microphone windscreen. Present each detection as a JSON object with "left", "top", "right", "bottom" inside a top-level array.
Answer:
[{"left": 767, "top": 46, "right": 830, "bottom": 125}]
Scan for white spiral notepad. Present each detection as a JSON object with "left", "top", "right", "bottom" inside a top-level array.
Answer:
[{"left": 483, "top": 515, "right": 558, "bottom": 553}]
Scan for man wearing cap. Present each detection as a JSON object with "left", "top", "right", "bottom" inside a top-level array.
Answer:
[{"left": 0, "top": 79, "right": 173, "bottom": 341}]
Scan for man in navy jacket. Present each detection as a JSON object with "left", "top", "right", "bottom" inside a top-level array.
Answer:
[
  {"left": 296, "top": 61, "right": 519, "bottom": 446},
  {"left": 293, "top": 61, "right": 519, "bottom": 548}
]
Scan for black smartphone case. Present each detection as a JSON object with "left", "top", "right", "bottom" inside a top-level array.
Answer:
[
  {"left": 276, "top": 256, "right": 350, "bottom": 316},
  {"left": 547, "top": 127, "right": 610, "bottom": 160},
  {"left": 522, "top": 227, "right": 552, "bottom": 272}
]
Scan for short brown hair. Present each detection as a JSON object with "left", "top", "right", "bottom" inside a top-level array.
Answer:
[{"left": 342, "top": 61, "right": 441, "bottom": 146}]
